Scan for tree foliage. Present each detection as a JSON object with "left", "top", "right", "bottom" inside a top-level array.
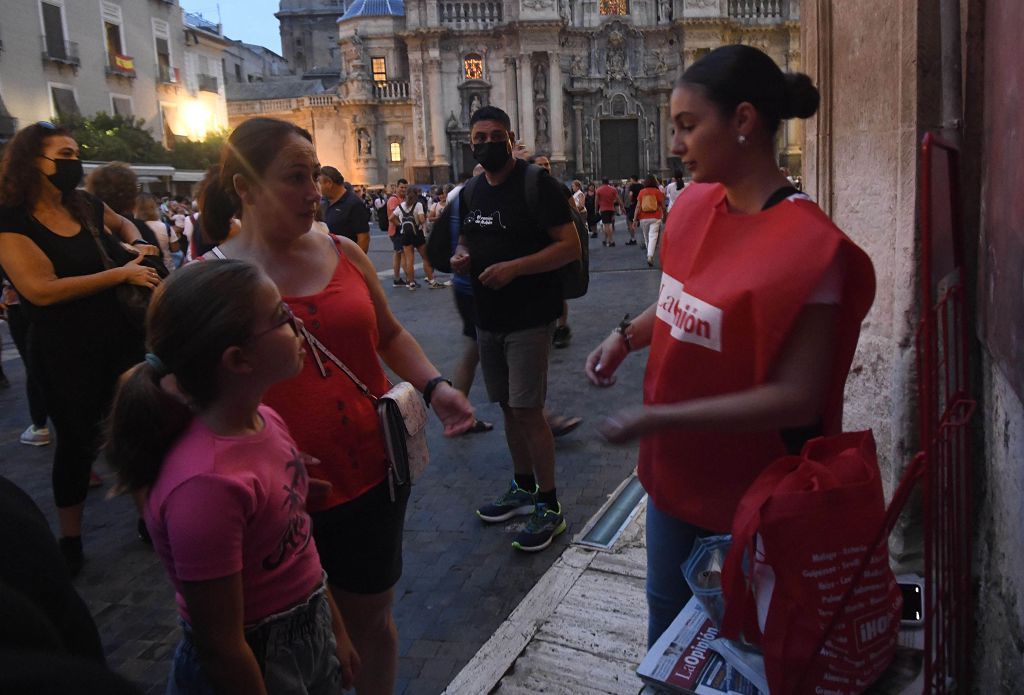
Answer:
[
  {"left": 56, "top": 113, "right": 224, "bottom": 170},
  {"left": 58, "top": 112, "right": 169, "bottom": 164},
  {"left": 167, "top": 130, "right": 226, "bottom": 171}
]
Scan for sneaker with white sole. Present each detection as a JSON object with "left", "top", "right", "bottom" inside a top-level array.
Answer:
[
  {"left": 427, "top": 279, "right": 447, "bottom": 289},
  {"left": 20, "top": 425, "right": 51, "bottom": 447},
  {"left": 477, "top": 480, "right": 537, "bottom": 523},
  {"left": 512, "top": 502, "right": 567, "bottom": 552}
]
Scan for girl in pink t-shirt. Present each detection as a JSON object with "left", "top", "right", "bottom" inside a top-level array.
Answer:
[{"left": 106, "top": 260, "right": 359, "bottom": 694}]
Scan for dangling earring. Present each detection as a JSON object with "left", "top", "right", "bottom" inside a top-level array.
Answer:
[{"left": 737, "top": 134, "right": 747, "bottom": 145}]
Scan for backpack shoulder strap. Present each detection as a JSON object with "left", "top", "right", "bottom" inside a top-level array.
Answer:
[
  {"left": 523, "top": 164, "right": 541, "bottom": 214},
  {"left": 459, "top": 174, "right": 484, "bottom": 218}
]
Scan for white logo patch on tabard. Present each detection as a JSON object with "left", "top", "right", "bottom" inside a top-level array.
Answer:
[{"left": 656, "top": 273, "right": 723, "bottom": 352}]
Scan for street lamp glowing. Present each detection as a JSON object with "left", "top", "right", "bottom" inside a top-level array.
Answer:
[{"left": 182, "top": 101, "right": 211, "bottom": 140}]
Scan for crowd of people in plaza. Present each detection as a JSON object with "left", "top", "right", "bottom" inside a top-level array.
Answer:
[{"left": 0, "top": 44, "right": 873, "bottom": 694}]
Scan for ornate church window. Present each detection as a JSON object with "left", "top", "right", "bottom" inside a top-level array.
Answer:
[
  {"left": 464, "top": 54, "right": 484, "bottom": 81},
  {"left": 599, "top": 0, "right": 628, "bottom": 15},
  {"left": 371, "top": 57, "right": 387, "bottom": 82}
]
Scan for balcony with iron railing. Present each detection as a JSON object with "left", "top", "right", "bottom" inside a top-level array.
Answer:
[
  {"left": 105, "top": 53, "right": 137, "bottom": 79},
  {"left": 374, "top": 80, "right": 410, "bottom": 101},
  {"left": 198, "top": 73, "right": 219, "bottom": 93},
  {"left": 41, "top": 36, "right": 80, "bottom": 67},
  {"left": 727, "top": 0, "right": 791, "bottom": 22},
  {"left": 437, "top": 1, "right": 504, "bottom": 29}
]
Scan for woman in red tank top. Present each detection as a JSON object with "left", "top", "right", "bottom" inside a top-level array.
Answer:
[
  {"left": 584, "top": 46, "right": 875, "bottom": 647},
  {"left": 198, "top": 118, "right": 475, "bottom": 692}
]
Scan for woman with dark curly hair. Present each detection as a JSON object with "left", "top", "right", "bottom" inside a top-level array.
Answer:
[{"left": 0, "top": 122, "right": 161, "bottom": 576}]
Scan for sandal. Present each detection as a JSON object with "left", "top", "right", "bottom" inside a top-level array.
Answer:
[
  {"left": 462, "top": 419, "right": 494, "bottom": 435},
  {"left": 548, "top": 415, "right": 582, "bottom": 438}
]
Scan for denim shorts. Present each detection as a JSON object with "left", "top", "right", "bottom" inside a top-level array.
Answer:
[{"left": 166, "top": 579, "right": 340, "bottom": 695}]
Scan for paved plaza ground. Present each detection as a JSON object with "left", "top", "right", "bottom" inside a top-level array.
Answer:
[{"left": 0, "top": 219, "right": 660, "bottom": 694}]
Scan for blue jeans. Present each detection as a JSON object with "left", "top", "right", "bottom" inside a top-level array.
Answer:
[
  {"left": 166, "top": 581, "right": 340, "bottom": 695},
  {"left": 645, "top": 500, "right": 713, "bottom": 647}
]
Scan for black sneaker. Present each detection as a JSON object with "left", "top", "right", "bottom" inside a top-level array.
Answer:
[
  {"left": 477, "top": 480, "right": 537, "bottom": 523},
  {"left": 512, "top": 503, "right": 567, "bottom": 552},
  {"left": 552, "top": 325, "right": 572, "bottom": 349},
  {"left": 625, "top": 239, "right": 637, "bottom": 246},
  {"left": 392, "top": 277, "right": 406, "bottom": 287}
]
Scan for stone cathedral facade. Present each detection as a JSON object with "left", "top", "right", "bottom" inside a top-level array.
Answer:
[{"left": 231, "top": 0, "right": 800, "bottom": 185}]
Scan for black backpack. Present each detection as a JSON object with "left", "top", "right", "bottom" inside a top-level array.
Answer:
[
  {"left": 398, "top": 203, "right": 419, "bottom": 238},
  {"left": 460, "top": 164, "right": 589, "bottom": 299},
  {"left": 375, "top": 198, "right": 390, "bottom": 231}
]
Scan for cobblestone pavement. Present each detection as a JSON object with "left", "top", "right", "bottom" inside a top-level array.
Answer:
[{"left": 0, "top": 218, "right": 660, "bottom": 694}]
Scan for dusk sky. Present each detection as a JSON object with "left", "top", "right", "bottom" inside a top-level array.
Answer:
[{"left": 184, "top": 1, "right": 284, "bottom": 55}]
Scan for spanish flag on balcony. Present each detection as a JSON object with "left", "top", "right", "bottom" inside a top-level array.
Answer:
[{"left": 114, "top": 54, "right": 135, "bottom": 72}]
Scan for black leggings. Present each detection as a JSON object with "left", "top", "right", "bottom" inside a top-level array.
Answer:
[
  {"left": 6, "top": 305, "right": 48, "bottom": 428},
  {"left": 34, "top": 327, "right": 141, "bottom": 508}
]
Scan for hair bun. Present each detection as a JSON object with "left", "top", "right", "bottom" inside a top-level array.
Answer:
[{"left": 783, "top": 72, "right": 820, "bottom": 119}]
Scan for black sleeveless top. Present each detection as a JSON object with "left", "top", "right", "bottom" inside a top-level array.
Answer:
[{"left": 0, "top": 192, "right": 132, "bottom": 339}]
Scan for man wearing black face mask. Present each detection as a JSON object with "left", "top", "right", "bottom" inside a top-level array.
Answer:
[{"left": 450, "top": 106, "right": 581, "bottom": 553}]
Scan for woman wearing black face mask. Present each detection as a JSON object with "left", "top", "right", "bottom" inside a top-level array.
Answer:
[{"left": 0, "top": 122, "right": 160, "bottom": 577}]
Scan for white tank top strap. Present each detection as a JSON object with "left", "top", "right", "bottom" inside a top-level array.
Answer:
[{"left": 208, "top": 246, "right": 227, "bottom": 260}]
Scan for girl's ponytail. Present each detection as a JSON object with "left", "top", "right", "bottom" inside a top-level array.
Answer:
[
  {"left": 198, "top": 164, "right": 237, "bottom": 244},
  {"left": 105, "top": 361, "right": 193, "bottom": 492}
]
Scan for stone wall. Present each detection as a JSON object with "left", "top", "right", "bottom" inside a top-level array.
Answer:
[
  {"left": 801, "top": 1, "right": 925, "bottom": 515},
  {"left": 970, "top": 0, "right": 1024, "bottom": 688},
  {"left": 804, "top": 0, "right": 1024, "bottom": 688}
]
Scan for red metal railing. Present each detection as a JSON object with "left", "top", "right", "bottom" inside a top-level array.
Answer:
[{"left": 916, "top": 132, "right": 975, "bottom": 693}]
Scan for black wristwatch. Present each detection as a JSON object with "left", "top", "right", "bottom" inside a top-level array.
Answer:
[
  {"left": 130, "top": 239, "right": 149, "bottom": 246},
  {"left": 423, "top": 376, "right": 452, "bottom": 409},
  {"left": 614, "top": 313, "right": 633, "bottom": 352}
]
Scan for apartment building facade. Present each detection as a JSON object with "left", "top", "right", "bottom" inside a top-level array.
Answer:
[{"left": 0, "top": 0, "right": 229, "bottom": 146}]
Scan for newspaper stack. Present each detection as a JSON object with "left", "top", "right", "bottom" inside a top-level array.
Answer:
[{"left": 636, "top": 598, "right": 766, "bottom": 695}]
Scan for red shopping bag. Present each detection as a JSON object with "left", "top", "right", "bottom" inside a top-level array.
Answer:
[{"left": 720, "top": 431, "right": 902, "bottom": 694}]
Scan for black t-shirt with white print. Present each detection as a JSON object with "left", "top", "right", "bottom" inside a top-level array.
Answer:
[{"left": 460, "top": 159, "right": 572, "bottom": 332}]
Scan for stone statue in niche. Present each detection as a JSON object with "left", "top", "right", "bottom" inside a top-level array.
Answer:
[
  {"left": 469, "top": 94, "right": 482, "bottom": 117},
  {"left": 648, "top": 121, "right": 656, "bottom": 143},
  {"left": 349, "top": 28, "right": 367, "bottom": 66},
  {"left": 660, "top": 0, "right": 672, "bottom": 22},
  {"left": 357, "top": 128, "right": 372, "bottom": 157},
  {"left": 535, "top": 105, "right": 549, "bottom": 141},
  {"left": 533, "top": 66, "right": 547, "bottom": 101},
  {"left": 607, "top": 49, "right": 626, "bottom": 80},
  {"left": 606, "top": 29, "right": 627, "bottom": 81},
  {"left": 570, "top": 55, "right": 586, "bottom": 77}
]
